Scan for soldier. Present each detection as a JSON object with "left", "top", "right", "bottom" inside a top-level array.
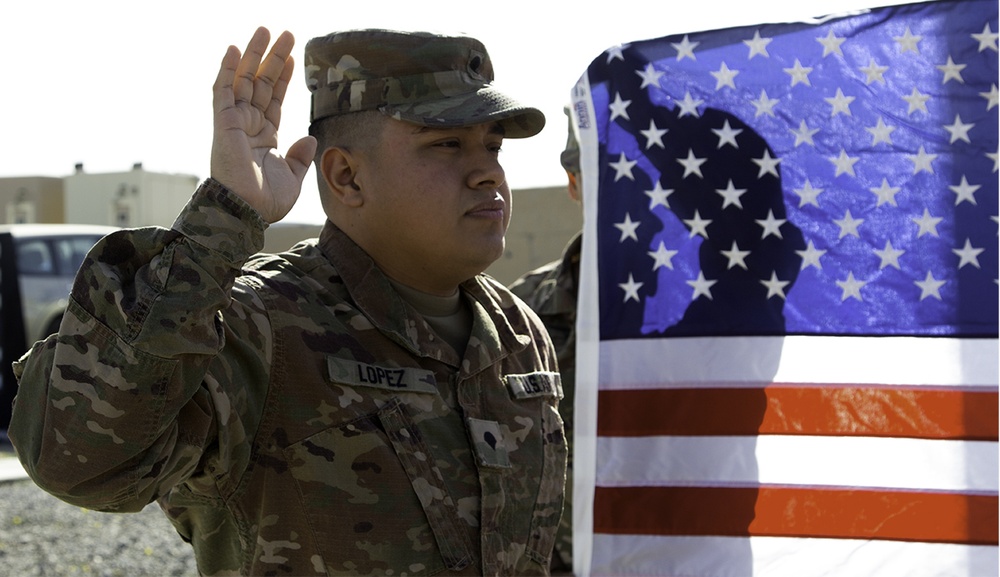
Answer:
[
  {"left": 8, "top": 27, "right": 567, "bottom": 576},
  {"left": 509, "top": 106, "right": 581, "bottom": 575}
]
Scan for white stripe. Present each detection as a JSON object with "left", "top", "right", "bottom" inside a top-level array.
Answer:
[
  {"left": 590, "top": 535, "right": 998, "bottom": 577},
  {"left": 596, "top": 436, "right": 999, "bottom": 492},
  {"left": 598, "top": 336, "right": 999, "bottom": 389}
]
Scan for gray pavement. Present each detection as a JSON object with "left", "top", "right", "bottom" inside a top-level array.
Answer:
[{"left": 0, "top": 436, "right": 199, "bottom": 576}]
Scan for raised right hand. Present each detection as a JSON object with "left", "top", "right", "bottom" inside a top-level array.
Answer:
[{"left": 210, "top": 27, "right": 317, "bottom": 223}]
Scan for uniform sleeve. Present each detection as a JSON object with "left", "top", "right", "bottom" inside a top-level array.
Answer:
[{"left": 8, "top": 179, "right": 272, "bottom": 512}]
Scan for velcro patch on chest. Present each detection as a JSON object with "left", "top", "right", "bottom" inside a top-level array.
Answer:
[
  {"left": 504, "top": 371, "right": 563, "bottom": 400},
  {"left": 467, "top": 418, "right": 512, "bottom": 469},
  {"left": 327, "top": 357, "right": 438, "bottom": 394}
]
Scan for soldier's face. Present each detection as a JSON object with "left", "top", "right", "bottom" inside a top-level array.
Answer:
[{"left": 353, "top": 118, "right": 510, "bottom": 295}]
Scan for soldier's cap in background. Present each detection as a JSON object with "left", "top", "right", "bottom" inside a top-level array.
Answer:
[{"left": 305, "top": 29, "right": 545, "bottom": 138}]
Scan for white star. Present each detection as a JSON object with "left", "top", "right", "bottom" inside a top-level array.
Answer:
[
  {"left": 914, "top": 271, "right": 946, "bottom": 301},
  {"left": 614, "top": 213, "right": 641, "bottom": 242},
  {"left": 605, "top": 45, "right": 627, "bottom": 63},
  {"left": 949, "top": 175, "right": 980, "bottom": 205},
  {"left": 873, "top": 240, "right": 905, "bottom": 270},
  {"left": 672, "top": 35, "right": 699, "bottom": 61},
  {"left": 716, "top": 179, "right": 748, "bottom": 209},
  {"left": 677, "top": 149, "right": 707, "bottom": 178},
  {"left": 908, "top": 146, "right": 938, "bottom": 175},
  {"left": 912, "top": 208, "right": 943, "bottom": 238},
  {"left": 712, "top": 120, "right": 743, "bottom": 148},
  {"left": 791, "top": 120, "right": 820, "bottom": 147},
  {"left": 640, "top": 119, "right": 668, "bottom": 149},
  {"left": 825, "top": 88, "right": 856, "bottom": 117},
  {"left": 756, "top": 209, "right": 786, "bottom": 239},
  {"left": 721, "top": 240, "right": 751, "bottom": 270},
  {"left": 954, "top": 238, "right": 985, "bottom": 269},
  {"left": 936, "top": 56, "right": 967, "bottom": 84},
  {"left": 902, "top": 87, "right": 930, "bottom": 115},
  {"left": 760, "top": 271, "right": 791, "bottom": 300},
  {"left": 972, "top": 23, "right": 1000, "bottom": 52},
  {"left": 866, "top": 117, "right": 896, "bottom": 146},
  {"left": 796, "top": 240, "right": 827, "bottom": 270},
  {"left": 794, "top": 180, "right": 823, "bottom": 208},
  {"left": 644, "top": 182, "right": 674, "bottom": 209},
  {"left": 834, "top": 209, "right": 864, "bottom": 239},
  {"left": 981, "top": 84, "right": 999, "bottom": 110},
  {"left": 817, "top": 29, "right": 846, "bottom": 57},
  {"left": 619, "top": 273, "right": 644, "bottom": 302},
  {"left": 784, "top": 59, "right": 813, "bottom": 87},
  {"left": 870, "top": 178, "right": 901, "bottom": 207},
  {"left": 609, "top": 92, "right": 632, "bottom": 121},
  {"left": 894, "top": 27, "right": 922, "bottom": 54},
  {"left": 943, "top": 115, "right": 974, "bottom": 144},
  {"left": 752, "top": 89, "right": 779, "bottom": 118},
  {"left": 753, "top": 149, "right": 782, "bottom": 178},
  {"left": 830, "top": 149, "right": 860, "bottom": 177},
  {"left": 684, "top": 210, "right": 712, "bottom": 238},
  {"left": 860, "top": 58, "right": 889, "bottom": 84},
  {"left": 687, "top": 271, "right": 717, "bottom": 300},
  {"left": 744, "top": 30, "right": 773, "bottom": 58},
  {"left": 648, "top": 242, "right": 679, "bottom": 270},
  {"left": 676, "top": 91, "right": 704, "bottom": 117},
  {"left": 609, "top": 152, "right": 637, "bottom": 181},
  {"left": 711, "top": 61, "right": 739, "bottom": 90},
  {"left": 636, "top": 63, "right": 665, "bottom": 89},
  {"left": 989, "top": 148, "right": 1000, "bottom": 173},
  {"left": 836, "top": 272, "right": 867, "bottom": 301}
]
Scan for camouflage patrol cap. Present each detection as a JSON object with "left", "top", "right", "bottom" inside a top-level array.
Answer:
[{"left": 304, "top": 29, "right": 545, "bottom": 138}]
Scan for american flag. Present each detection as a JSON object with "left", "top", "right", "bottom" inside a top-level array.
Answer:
[{"left": 571, "top": 0, "right": 999, "bottom": 575}]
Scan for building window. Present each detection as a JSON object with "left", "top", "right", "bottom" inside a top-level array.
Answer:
[{"left": 7, "top": 199, "right": 35, "bottom": 224}]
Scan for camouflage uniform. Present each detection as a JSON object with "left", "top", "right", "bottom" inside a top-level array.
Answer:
[
  {"left": 9, "top": 180, "right": 567, "bottom": 576},
  {"left": 509, "top": 233, "right": 580, "bottom": 573}
]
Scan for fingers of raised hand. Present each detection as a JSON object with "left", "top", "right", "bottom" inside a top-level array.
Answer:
[
  {"left": 213, "top": 28, "right": 296, "bottom": 132},
  {"left": 265, "top": 55, "right": 296, "bottom": 129},
  {"left": 232, "top": 27, "right": 271, "bottom": 107},
  {"left": 212, "top": 45, "right": 241, "bottom": 117},
  {"left": 250, "top": 30, "right": 295, "bottom": 114}
]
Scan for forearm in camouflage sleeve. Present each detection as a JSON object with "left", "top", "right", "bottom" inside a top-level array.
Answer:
[{"left": 9, "top": 179, "right": 269, "bottom": 512}]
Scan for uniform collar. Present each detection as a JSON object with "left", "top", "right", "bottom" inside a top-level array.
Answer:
[{"left": 317, "top": 221, "right": 530, "bottom": 373}]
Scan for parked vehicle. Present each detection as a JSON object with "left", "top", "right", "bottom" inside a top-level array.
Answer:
[{"left": 0, "top": 224, "right": 119, "bottom": 346}]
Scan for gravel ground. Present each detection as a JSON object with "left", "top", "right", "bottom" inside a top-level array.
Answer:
[{"left": 0, "top": 444, "right": 199, "bottom": 577}]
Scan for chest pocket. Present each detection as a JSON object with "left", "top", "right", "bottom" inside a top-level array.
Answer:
[{"left": 282, "top": 359, "right": 475, "bottom": 575}]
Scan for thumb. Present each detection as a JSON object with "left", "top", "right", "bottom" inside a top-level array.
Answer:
[{"left": 285, "top": 136, "right": 318, "bottom": 183}]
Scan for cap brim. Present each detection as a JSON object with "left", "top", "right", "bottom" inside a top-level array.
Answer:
[{"left": 382, "top": 86, "right": 545, "bottom": 138}]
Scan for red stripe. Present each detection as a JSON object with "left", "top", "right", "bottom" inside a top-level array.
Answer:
[
  {"left": 594, "top": 485, "right": 998, "bottom": 545},
  {"left": 597, "top": 387, "right": 998, "bottom": 440}
]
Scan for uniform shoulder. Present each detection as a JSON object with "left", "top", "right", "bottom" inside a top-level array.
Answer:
[
  {"left": 508, "top": 259, "right": 561, "bottom": 301},
  {"left": 475, "top": 273, "right": 550, "bottom": 337}
]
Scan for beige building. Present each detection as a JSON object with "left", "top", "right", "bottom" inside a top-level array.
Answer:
[
  {"left": 65, "top": 163, "right": 200, "bottom": 229},
  {"left": 0, "top": 176, "right": 65, "bottom": 224},
  {"left": 0, "top": 168, "right": 581, "bottom": 287}
]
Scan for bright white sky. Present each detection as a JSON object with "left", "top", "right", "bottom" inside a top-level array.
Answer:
[{"left": 2, "top": 0, "right": 913, "bottom": 223}]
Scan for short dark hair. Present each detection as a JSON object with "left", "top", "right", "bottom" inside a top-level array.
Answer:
[{"left": 309, "top": 110, "right": 385, "bottom": 209}]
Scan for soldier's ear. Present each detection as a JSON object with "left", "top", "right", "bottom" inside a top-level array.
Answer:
[{"left": 321, "top": 146, "right": 364, "bottom": 207}]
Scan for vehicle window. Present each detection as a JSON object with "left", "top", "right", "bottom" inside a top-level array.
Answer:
[
  {"left": 16, "top": 240, "right": 54, "bottom": 275},
  {"left": 55, "top": 236, "right": 102, "bottom": 275}
]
